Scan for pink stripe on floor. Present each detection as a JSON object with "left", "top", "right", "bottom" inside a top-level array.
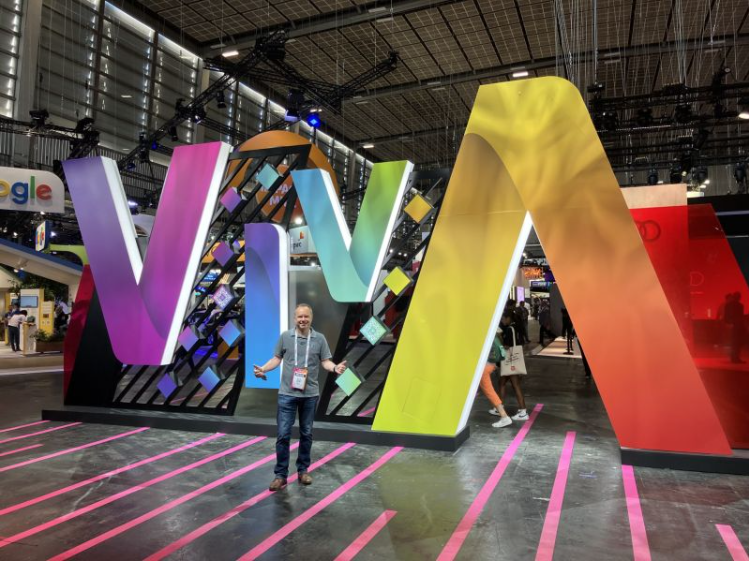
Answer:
[
  {"left": 0, "top": 422, "right": 81, "bottom": 446},
  {"left": 237, "top": 447, "right": 403, "bottom": 560},
  {"left": 0, "top": 432, "right": 222, "bottom": 517},
  {"left": 357, "top": 407, "right": 377, "bottom": 417},
  {"left": 0, "top": 427, "right": 149, "bottom": 475},
  {"left": 437, "top": 403, "right": 544, "bottom": 561},
  {"left": 143, "top": 442, "right": 355, "bottom": 561},
  {"left": 717, "top": 524, "right": 749, "bottom": 561},
  {"left": 48, "top": 441, "right": 299, "bottom": 561},
  {"left": 334, "top": 510, "right": 397, "bottom": 561},
  {"left": 0, "top": 420, "right": 49, "bottom": 434},
  {"left": 0, "top": 444, "right": 43, "bottom": 458},
  {"left": 535, "top": 431, "right": 576, "bottom": 561},
  {"left": 0, "top": 436, "right": 266, "bottom": 550},
  {"left": 621, "top": 465, "right": 652, "bottom": 561}
]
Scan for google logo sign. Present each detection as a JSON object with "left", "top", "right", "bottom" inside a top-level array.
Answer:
[{"left": 0, "top": 167, "right": 64, "bottom": 213}]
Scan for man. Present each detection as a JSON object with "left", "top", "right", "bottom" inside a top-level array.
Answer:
[
  {"left": 514, "top": 300, "right": 529, "bottom": 344},
  {"left": 7, "top": 309, "right": 26, "bottom": 352},
  {"left": 538, "top": 300, "right": 552, "bottom": 346},
  {"left": 254, "top": 303, "right": 347, "bottom": 491},
  {"left": 724, "top": 292, "right": 746, "bottom": 364}
]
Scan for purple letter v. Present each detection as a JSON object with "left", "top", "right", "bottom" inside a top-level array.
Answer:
[{"left": 64, "top": 142, "right": 231, "bottom": 365}]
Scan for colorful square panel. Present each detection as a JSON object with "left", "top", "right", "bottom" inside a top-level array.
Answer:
[
  {"left": 220, "top": 187, "right": 243, "bottom": 213},
  {"left": 383, "top": 266, "right": 413, "bottom": 296},
  {"left": 404, "top": 193, "right": 433, "bottom": 223},
  {"left": 219, "top": 319, "right": 245, "bottom": 347},
  {"left": 213, "top": 284, "right": 239, "bottom": 311},
  {"left": 199, "top": 366, "right": 222, "bottom": 392},
  {"left": 257, "top": 163, "right": 281, "bottom": 189},
  {"left": 157, "top": 374, "right": 178, "bottom": 399},
  {"left": 360, "top": 316, "right": 390, "bottom": 346},
  {"left": 335, "top": 367, "right": 362, "bottom": 396},
  {"left": 212, "top": 241, "right": 236, "bottom": 267},
  {"left": 178, "top": 326, "right": 200, "bottom": 351}
]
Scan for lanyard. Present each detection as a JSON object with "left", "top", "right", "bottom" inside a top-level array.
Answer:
[{"left": 294, "top": 330, "right": 311, "bottom": 369}]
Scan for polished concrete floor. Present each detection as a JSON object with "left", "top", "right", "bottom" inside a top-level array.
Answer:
[{"left": 0, "top": 356, "right": 747, "bottom": 560}]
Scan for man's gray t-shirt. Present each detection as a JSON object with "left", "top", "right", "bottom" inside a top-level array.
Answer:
[{"left": 274, "top": 328, "right": 332, "bottom": 397}]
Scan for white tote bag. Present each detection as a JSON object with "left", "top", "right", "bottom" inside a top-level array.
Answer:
[{"left": 500, "top": 326, "right": 527, "bottom": 376}]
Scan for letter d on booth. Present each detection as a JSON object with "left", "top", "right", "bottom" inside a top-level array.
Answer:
[{"left": 64, "top": 142, "right": 231, "bottom": 365}]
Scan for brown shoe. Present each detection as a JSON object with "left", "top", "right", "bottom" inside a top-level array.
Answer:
[
  {"left": 298, "top": 473, "right": 312, "bottom": 485},
  {"left": 269, "top": 477, "right": 287, "bottom": 491}
]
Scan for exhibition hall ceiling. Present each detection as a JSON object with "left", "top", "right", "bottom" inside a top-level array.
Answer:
[{"left": 130, "top": 0, "right": 748, "bottom": 167}]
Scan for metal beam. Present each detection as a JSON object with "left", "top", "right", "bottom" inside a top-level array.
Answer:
[
  {"left": 349, "top": 34, "right": 749, "bottom": 103},
  {"left": 198, "top": 0, "right": 463, "bottom": 56}
]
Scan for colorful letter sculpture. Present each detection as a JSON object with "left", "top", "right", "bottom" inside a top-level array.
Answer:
[
  {"left": 291, "top": 160, "right": 414, "bottom": 302},
  {"left": 64, "top": 142, "right": 232, "bottom": 365},
  {"left": 373, "top": 78, "right": 731, "bottom": 455},
  {"left": 244, "top": 223, "right": 289, "bottom": 389}
]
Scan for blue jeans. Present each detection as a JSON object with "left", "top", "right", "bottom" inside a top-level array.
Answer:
[{"left": 274, "top": 394, "right": 318, "bottom": 479}]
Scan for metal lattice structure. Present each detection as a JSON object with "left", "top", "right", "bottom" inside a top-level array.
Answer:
[{"left": 111, "top": 143, "right": 312, "bottom": 414}]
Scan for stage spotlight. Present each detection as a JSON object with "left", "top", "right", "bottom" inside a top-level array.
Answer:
[
  {"left": 306, "top": 113, "right": 321, "bottom": 128},
  {"left": 680, "top": 153, "right": 694, "bottom": 174},
  {"left": 735, "top": 162, "right": 747, "bottom": 183},
  {"left": 636, "top": 108, "right": 653, "bottom": 127},
  {"left": 216, "top": 91, "right": 227, "bottom": 109},
  {"left": 739, "top": 98, "right": 749, "bottom": 120},
  {"left": 138, "top": 131, "right": 149, "bottom": 161},
  {"left": 285, "top": 89, "right": 304, "bottom": 122},
  {"left": 602, "top": 110, "right": 618, "bottom": 131},
  {"left": 74, "top": 117, "right": 95, "bottom": 133},
  {"left": 693, "top": 128, "right": 709, "bottom": 149},
  {"left": 192, "top": 106, "right": 206, "bottom": 123},
  {"left": 695, "top": 166, "right": 708, "bottom": 184},
  {"left": 669, "top": 163, "right": 683, "bottom": 184},
  {"left": 168, "top": 125, "right": 179, "bottom": 142},
  {"left": 711, "top": 66, "right": 731, "bottom": 87},
  {"left": 647, "top": 169, "right": 659, "bottom": 185},
  {"left": 29, "top": 109, "right": 49, "bottom": 127},
  {"left": 674, "top": 103, "right": 693, "bottom": 124}
]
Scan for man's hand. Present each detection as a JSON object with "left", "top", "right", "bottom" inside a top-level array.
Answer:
[
  {"left": 334, "top": 360, "right": 347, "bottom": 375},
  {"left": 253, "top": 364, "right": 267, "bottom": 380}
]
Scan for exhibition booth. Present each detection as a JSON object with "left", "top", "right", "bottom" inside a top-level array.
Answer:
[{"left": 38, "top": 79, "right": 748, "bottom": 473}]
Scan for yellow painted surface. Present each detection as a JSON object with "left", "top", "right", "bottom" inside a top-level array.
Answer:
[
  {"left": 383, "top": 267, "right": 412, "bottom": 296},
  {"left": 403, "top": 193, "right": 433, "bottom": 224},
  {"left": 373, "top": 78, "right": 730, "bottom": 454}
]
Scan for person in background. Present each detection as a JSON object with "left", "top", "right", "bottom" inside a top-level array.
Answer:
[
  {"left": 724, "top": 292, "right": 746, "bottom": 364},
  {"left": 561, "top": 307, "right": 575, "bottom": 354},
  {"left": 7, "top": 310, "right": 27, "bottom": 352},
  {"left": 498, "top": 312, "right": 529, "bottom": 420},
  {"left": 254, "top": 303, "right": 347, "bottom": 491},
  {"left": 1, "top": 303, "right": 20, "bottom": 341},
  {"left": 538, "top": 299, "right": 552, "bottom": 346},
  {"left": 517, "top": 300, "right": 530, "bottom": 344},
  {"left": 483, "top": 330, "right": 512, "bottom": 428}
]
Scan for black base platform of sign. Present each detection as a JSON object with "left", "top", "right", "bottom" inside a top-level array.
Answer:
[
  {"left": 621, "top": 447, "right": 749, "bottom": 475},
  {"left": 42, "top": 406, "right": 470, "bottom": 452}
]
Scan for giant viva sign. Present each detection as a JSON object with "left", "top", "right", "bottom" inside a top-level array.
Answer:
[{"left": 64, "top": 78, "right": 731, "bottom": 455}]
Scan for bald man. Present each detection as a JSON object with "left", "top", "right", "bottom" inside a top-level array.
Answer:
[{"left": 254, "top": 303, "right": 346, "bottom": 491}]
